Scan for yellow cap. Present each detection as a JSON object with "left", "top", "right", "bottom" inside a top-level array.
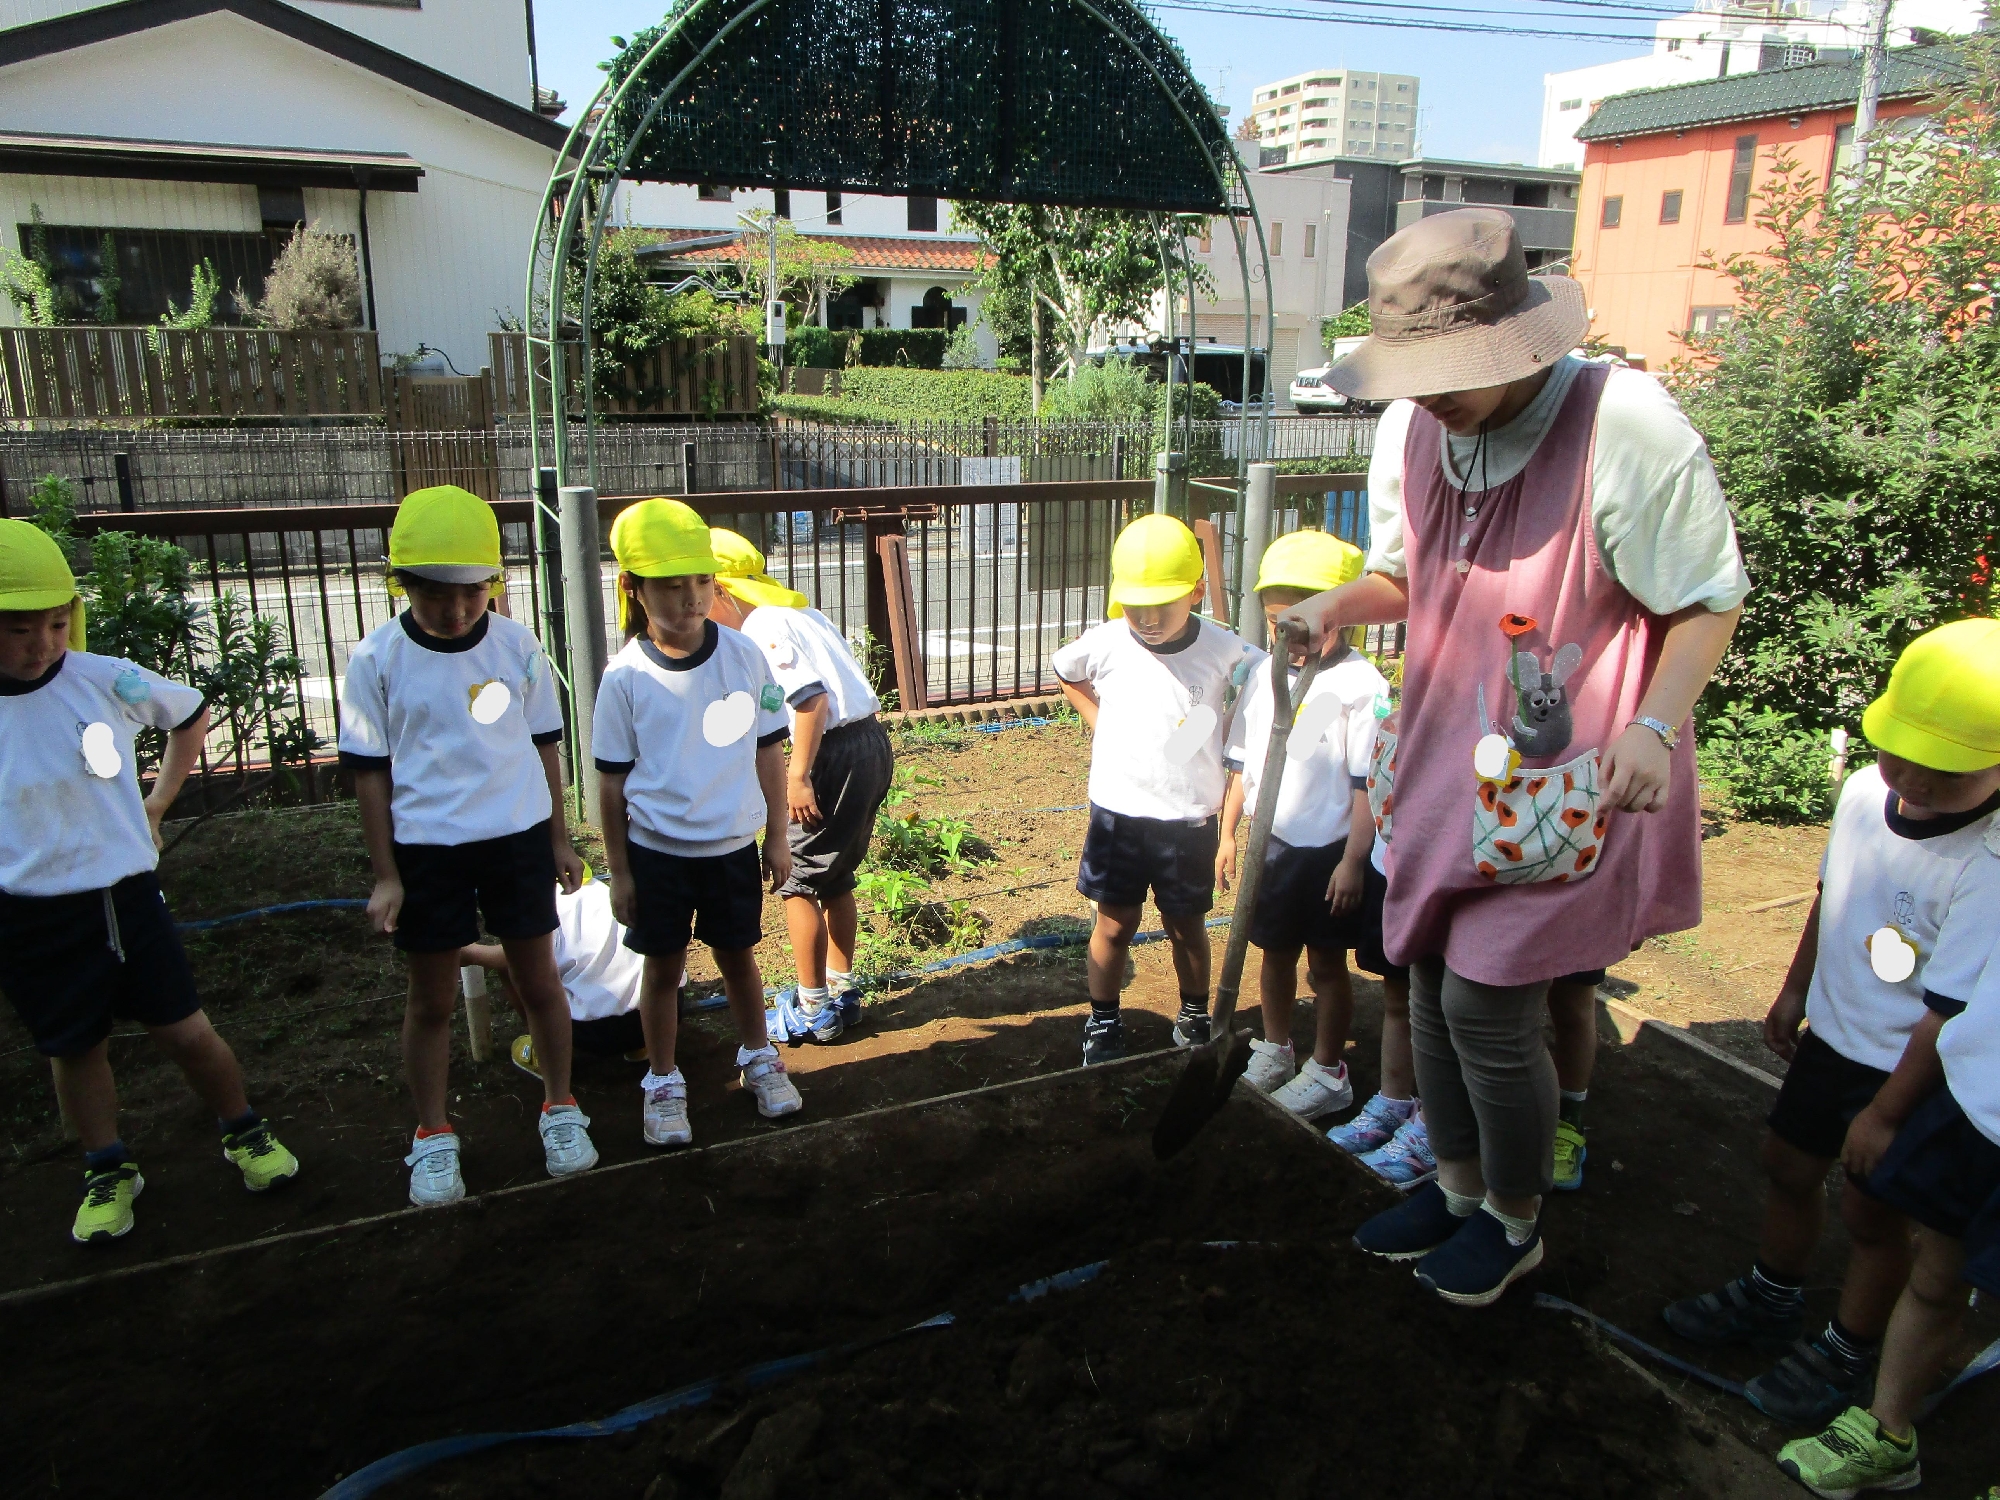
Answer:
[
  {"left": 1862, "top": 618, "right": 2000, "bottom": 772},
  {"left": 710, "top": 527, "right": 809, "bottom": 610},
  {"left": 609, "top": 498, "right": 719, "bottom": 634},
  {"left": 0, "top": 517, "right": 85, "bottom": 649},
  {"left": 387, "top": 485, "right": 503, "bottom": 595},
  {"left": 1255, "top": 529, "right": 1365, "bottom": 596},
  {"left": 1107, "top": 515, "right": 1203, "bottom": 618}
]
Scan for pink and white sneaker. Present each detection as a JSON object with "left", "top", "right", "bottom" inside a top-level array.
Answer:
[
  {"left": 740, "top": 1046, "right": 803, "bottom": 1118},
  {"left": 1359, "top": 1113, "right": 1437, "bottom": 1190},
  {"left": 1326, "top": 1092, "right": 1416, "bottom": 1155}
]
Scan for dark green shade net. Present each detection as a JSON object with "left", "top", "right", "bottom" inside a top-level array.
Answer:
[{"left": 598, "top": 0, "right": 1235, "bottom": 214}]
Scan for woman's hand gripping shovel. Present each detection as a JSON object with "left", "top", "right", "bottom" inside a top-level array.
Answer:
[{"left": 1153, "top": 620, "right": 1322, "bottom": 1160}]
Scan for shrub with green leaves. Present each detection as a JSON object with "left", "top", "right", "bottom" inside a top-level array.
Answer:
[
  {"left": 1697, "top": 701, "right": 1842, "bottom": 824},
  {"left": 854, "top": 329, "right": 948, "bottom": 368}
]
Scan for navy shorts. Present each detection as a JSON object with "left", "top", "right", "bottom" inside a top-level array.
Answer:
[
  {"left": 0, "top": 873, "right": 203, "bottom": 1056},
  {"left": 1076, "top": 805, "right": 1219, "bottom": 918},
  {"left": 391, "top": 822, "right": 560, "bottom": 954},
  {"left": 1351, "top": 860, "right": 1611, "bottom": 995},
  {"left": 1768, "top": 1028, "right": 1891, "bottom": 1160},
  {"left": 782, "top": 716, "right": 895, "bottom": 903},
  {"left": 1867, "top": 1085, "right": 2000, "bottom": 1295},
  {"left": 623, "top": 840, "right": 765, "bottom": 955},
  {"left": 1249, "top": 837, "right": 1374, "bottom": 954}
]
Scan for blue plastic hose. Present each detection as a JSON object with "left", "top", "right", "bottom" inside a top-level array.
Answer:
[{"left": 177, "top": 899, "right": 369, "bottom": 933}]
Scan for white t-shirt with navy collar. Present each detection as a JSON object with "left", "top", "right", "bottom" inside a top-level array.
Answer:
[
  {"left": 337, "top": 610, "right": 565, "bottom": 847},
  {"left": 1938, "top": 937, "right": 2000, "bottom": 1146},
  {"left": 593, "top": 621, "right": 791, "bottom": 858},
  {"left": 0, "top": 651, "right": 206, "bottom": 897},
  {"left": 739, "top": 604, "right": 880, "bottom": 730},
  {"left": 1805, "top": 764, "right": 2000, "bottom": 1072},
  {"left": 1224, "top": 649, "right": 1389, "bottom": 849},
  {"left": 1052, "top": 616, "right": 1264, "bottom": 823}
]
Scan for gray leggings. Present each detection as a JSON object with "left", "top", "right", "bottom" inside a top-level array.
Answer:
[{"left": 1408, "top": 956, "right": 1557, "bottom": 1199}]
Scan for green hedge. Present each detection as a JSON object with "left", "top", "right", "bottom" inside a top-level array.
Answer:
[
  {"left": 772, "top": 395, "right": 901, "bottom": 425},
  {"left": 854, "top": 329, "right": 948, "bottom": 368},
  {"left": 836, "top": 368, "right": 1034, "bottom": 420},
  {"left": 787, "top": 326, "right": 851, "bottom": 369}
]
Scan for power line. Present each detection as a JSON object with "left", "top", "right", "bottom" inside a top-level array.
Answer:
[{"left": 1153, "top": 0, "right": 1661, "bottom": 42}]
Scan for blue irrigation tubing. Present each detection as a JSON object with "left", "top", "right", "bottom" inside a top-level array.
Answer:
[
  {"left": 177, "top": 899, "right": 369, "bottom": 933},
  {"left": 1923, "top": 1330, "right": 2000, "bottom": 1418},
  {"left": 1532, "top": 1294, "right": 1747, "bottom": 1398}
]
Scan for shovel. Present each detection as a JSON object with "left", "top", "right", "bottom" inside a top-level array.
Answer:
[{"left": 1153, "top": 620, "right": 1323, "bottom": 1160}]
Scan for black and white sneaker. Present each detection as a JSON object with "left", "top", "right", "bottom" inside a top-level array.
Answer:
[
  {"left": 1082, "top": 1015, "right": 1128, "bottom": 1067},
  {"left": 1172, "top": 1012, "right": 1212, "bottom": 1048}
]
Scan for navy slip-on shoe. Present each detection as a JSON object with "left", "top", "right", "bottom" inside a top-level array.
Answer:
[
  {"left": 1414, "top": 1208, "right": 1544, "bottom": 1307},
  {"left": 1352, "top": 1182, "right": 1471, "bottom": 1262}
]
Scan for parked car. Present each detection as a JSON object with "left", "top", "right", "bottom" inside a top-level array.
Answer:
[{"left": 1290, "top": 366, "right": 1346, "bottom": 412}]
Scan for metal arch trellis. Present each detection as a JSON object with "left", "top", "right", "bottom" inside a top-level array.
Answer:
[{"left": 524, "top": 0, "right": 1276, "bottom": 769}]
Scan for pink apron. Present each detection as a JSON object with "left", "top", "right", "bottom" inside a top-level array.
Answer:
[{"left": 1379, "top": 363, "right": 1702, "bottom": 985}]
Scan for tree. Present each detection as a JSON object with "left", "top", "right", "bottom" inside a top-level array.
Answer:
[
  {"left": 954, "top": 203, "right": 1213, "bottom": 413},
  {"left": 239, "top": 225, "right": 361, "bottom": 329},
  {"left": 733, "top": 211, "right": 860, "bottom": 325},
  {"left": 1672, "top": 32, "right": 2000, "bottom": 817}
]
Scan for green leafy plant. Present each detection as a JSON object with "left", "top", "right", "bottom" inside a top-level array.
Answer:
[
  {"left": 154, "top": 259, "right": 222, "bottom": 345},
  {"left": 195, "top": 591, "right": 322, "bottom": 788},
  {"left": 26, "top": 473, "right": 78, "bottom": 554},
  {"left": 2, "top": 206, "right": 67, "bottom": 326},
  {"left": 941, "top": 325, "right": 986, "bottom": 370},
  {"left": 1697, "top": 701, "right": 1845, "bottom": 824},
  {"left": 239, "top": 225, "right": 361, "bottom": 329},
  {"left": 854, "top": 329, "right": 949, "bottom": 368},
  {"left": 1321, "top": 301, "right": 1370, "bottom": 343}
]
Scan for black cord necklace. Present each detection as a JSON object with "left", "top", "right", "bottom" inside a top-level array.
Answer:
[{"left": 1453, "top": 423, "right": 1491, "bottom": 571}]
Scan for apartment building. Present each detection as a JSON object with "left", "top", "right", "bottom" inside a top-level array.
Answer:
[{"left": 1248, "top": 68, "right": 1419, "bottom": 166}]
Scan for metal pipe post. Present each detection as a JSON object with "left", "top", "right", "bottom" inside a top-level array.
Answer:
[
  {"left": 559, "top": 483, "right": 609, "bottom": 829},
  {"left": 1236, "top": 462, "right": 1276, "bottom": 646}
]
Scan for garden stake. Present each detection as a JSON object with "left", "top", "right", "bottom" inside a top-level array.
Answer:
[{"left": 1154, "top": 622, "right": 1321, "bottom": 1160}]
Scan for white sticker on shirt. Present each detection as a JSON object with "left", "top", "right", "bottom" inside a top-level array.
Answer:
[
  {"left": 80, "top": 721, "right": 123, "bottom": 779},
  {"left": 702, "top": 690, "right": 757, "bottom": 747},
  {"left": 1287, "top": 694, "right": 1345, "bottom": 763},
  {"left": 469, "top": 680, "right": 512, "bottom": 725},
  {"left": 1868, "top": 926, "right": 1919, "bottom": 984},
  {"left": 1162, "top": 703, "right": 1218, "bottom": 768}
]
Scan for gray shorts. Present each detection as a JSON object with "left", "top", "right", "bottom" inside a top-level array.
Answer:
[{"left": 781, "top": 715, "right": 895, "bottom": 901}]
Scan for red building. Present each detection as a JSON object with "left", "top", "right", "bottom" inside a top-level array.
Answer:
[{"left": 1572, "top": 43, "right": 1965, "bottom": 365}]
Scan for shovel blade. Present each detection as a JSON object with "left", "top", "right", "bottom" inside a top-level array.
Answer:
[{"left": 1150, "top": 1028, "right": 1253, "bottom": 1160}]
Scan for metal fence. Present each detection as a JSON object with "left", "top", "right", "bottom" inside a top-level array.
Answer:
[{"left": 0, "top": 415, "right": 1375, "bottom": 516}]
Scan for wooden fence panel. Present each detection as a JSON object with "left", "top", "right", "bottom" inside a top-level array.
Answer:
[
  {"left": 0, "top": 327, "right": 382, "bottom": 420},
  {"left": 486, "top": 331, "right": 759, "bottom": 418}
]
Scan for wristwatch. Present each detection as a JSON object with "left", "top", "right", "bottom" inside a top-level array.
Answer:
[{"left": 1630, "top": 716, "right": 1681, "bottom": 750}]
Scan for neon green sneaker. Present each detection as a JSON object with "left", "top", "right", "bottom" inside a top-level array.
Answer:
[
  {"left": 1776, "top": 1407, "right": 1919, "bottom": 1498},
  {"left": 222, "top": 1121, "right": 299, "bottom": 1192},
  {"left": 1552, "top": 1119, "right": 1587, "bottom": 1192},
  {"left": 72, "top": 1161, "right": 143, "bottom": 1243}
]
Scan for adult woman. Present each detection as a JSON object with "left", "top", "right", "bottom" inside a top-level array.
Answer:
[{"left": 1286, "top": 209, "right": 1749, "bottom": 1305}]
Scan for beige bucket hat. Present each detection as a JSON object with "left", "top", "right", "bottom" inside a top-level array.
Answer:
[{"left": 1327, "top": 207, "right": 1589, "bottom": 401}]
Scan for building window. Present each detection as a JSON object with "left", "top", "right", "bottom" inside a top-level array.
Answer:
[
  {"left": 1198, "top": 222, "right": 1212, "bottom": 254},
  {"left": 23, "top": 223, "right": 282, "bottom": 324},
  {"left": 698, "top": 183, "right": 731, "bottom": 201},
  {"left": 1269, "top": 221, "right": 1283, "bottom": 256},
  {"left": 1666, "top": 36, "right": 1680, "bottom": 50},
  {"left": 1724, "top": 134, "right": 1757, "bottom": 222},
  {"left": 1560, "top": 98, "right": 1583, "bottom": 111},
  {"left": 1660, "top": 189, "right": 1683, "bottom": 223},
  {"left": 826, "top": 188, "right": 842, "bottom": 225},
  {"left": 1304, "top": 223, "right": 1317, "bottom": 258},
  {"left": 907, "top": 195, "right": 938, "bottom": 232},
  {"left": 1601, "top": 195, "right": 1623, "bottom": 228},
  {"left": 773, "top": 187, "right": 791, "bottom": 219},
  {"left": 1282, "top": 82, "right": 1299, "bottom": 94},
  {"left": 911, "top": 285, "right": 966, "bottom": 330},
  {"left": 1688, "top": 305, "right": 1736, "bottom": 335}
]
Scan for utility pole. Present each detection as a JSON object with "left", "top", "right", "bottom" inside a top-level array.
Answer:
[
  {"left": 766, "top": 215, "right": 785, "bottom": 375},
  {"left": 1852, "top": 0, "right": 1895, "bottom": 179}
]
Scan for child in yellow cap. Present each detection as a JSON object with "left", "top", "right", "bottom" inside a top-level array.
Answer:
[
  {"left": 1050, "top": 514, "right": 1262, "bottom": 1065},
  {"left": 1216, "top": 530, "right": 1387, "bottom": 1115},
  {"left": 338, "top": 485, "right": 595, "bottom": 1205},
  {"left": 0, "top": 517, "right": 298, "bottom": 1243},
  {"left": 594, "top": 500, "right": 802, "bottom": 1146},
  {"left": 707, "top": 528, "right": 893, "bottom": 1044},
  {"left": 1775, "top": 619, "right": 2000, "bottom": 1493},
  {"left": 1664, "top": 618, "right": 2000, "bottom": 1444}
]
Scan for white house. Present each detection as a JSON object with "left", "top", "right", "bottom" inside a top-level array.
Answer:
[
  {"left": 1539, "top": 0, "right": 1988, "bottom": 169},
  {"left": 612, "top": 182, "right": 999, "bottom": 363},
  {"left": 0, "top": 0, "right": 567, "bottom": 368}
]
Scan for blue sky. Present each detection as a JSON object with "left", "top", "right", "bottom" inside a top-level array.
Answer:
[{"left": 531, "top": 0, "right": 1662, "bottom": 166}]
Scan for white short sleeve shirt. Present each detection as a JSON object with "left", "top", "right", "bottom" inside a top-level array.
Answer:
[
  {"left": 553, "top": 878, "right": 644, "bottom": 1021},
  {"left": 739, "top": 604, "right": 880, "bottom": 729},
  {"left": 1363, "top": 358, "right": 1751, "bottom": 616},
  {"left": 1938, "top": 939, "right": 2000, "bottom": 1147},
  {"left": 592, "top": 622, "right": 791, "bottom": 857},
  {"left": 0, "top": 651, "right": 206, "bottom": 896},
  {"left": 338, "top": 611, "right": 565, "bottom": 847},
  {"left": 1224, "top": 651, "right": 1389, "bottom": 849},
  {"left": 1805, "top": 765, "right": 2000, "bottom": 1072},
  {"left": 1052, "top": 617, "right": 1264, "bottom": 822}
]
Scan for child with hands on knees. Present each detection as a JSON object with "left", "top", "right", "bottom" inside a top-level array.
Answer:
[
  {"left": 1215, "top": 531, "right": 1386, "bottom": 1118},
  {"left": 339, "top": 486, "right": 594, "bottom": 1207},
  {"left": 1052, "top": 515, "right": 1262, "bottom": 1066},
  {"left": 0, "top": 518, "right": 298, "bottom": 1243},
  {"left": 1666, "top": 621, "right": 2000, "bottom": 1433},
  {"left": 594, "top": 500, "right": 802, "bottom": 1148}
]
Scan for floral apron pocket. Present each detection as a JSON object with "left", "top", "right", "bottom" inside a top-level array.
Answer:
[
  {"left": 1473, "top": 747, "right": 1607, "bottom": 885},
  {"left": 1366, "top": 726, "right": 1398, "bottom": 846}
]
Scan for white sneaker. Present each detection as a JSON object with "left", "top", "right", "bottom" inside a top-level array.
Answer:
[
  {"left": 1244, "top": 1038, "right": 1297, "bottom": 1094},
  {"left": 643, "top": 1074, "right": 693, "bottom": 1148},
  {"left": 740, "top": 1047, "right": 803, "bottom": 1118},
  {"left": 405, "top": 1131, "right": 465, "bottom": 1207},
  {"left": 1270, "top": 1058, "right": 1353, "bottom": 1120},
  {"left": 539, "top": 1104, "right": 599, "bottom": 1177}
]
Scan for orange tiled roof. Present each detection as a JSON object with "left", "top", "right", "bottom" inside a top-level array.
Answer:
[{"left": 641, "top": 228, "right": 989, "bottom": 274}]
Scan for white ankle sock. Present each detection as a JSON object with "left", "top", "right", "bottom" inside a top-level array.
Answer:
[
  {"left": 826, "top": 968, "right": 853, "bottom": 993},
  {"left": 641, "top": 1068, "right": 684, "bottom": 1092},
  {"left": 1483, "top": 1202, "right": 1539, "bottom": 1245},
  {"left": 799, "top": 984, "right": 830, "bottom": 1013},
  {"left": 1379, "top": 1094, "right": 1417, "bottom": 1118},
  {"left": 1441, "top": 1186, "right": 1482, "bottom": 1217},
  {"left": 737, "top": 1043, "right": 776, "bottom": 1067}
]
